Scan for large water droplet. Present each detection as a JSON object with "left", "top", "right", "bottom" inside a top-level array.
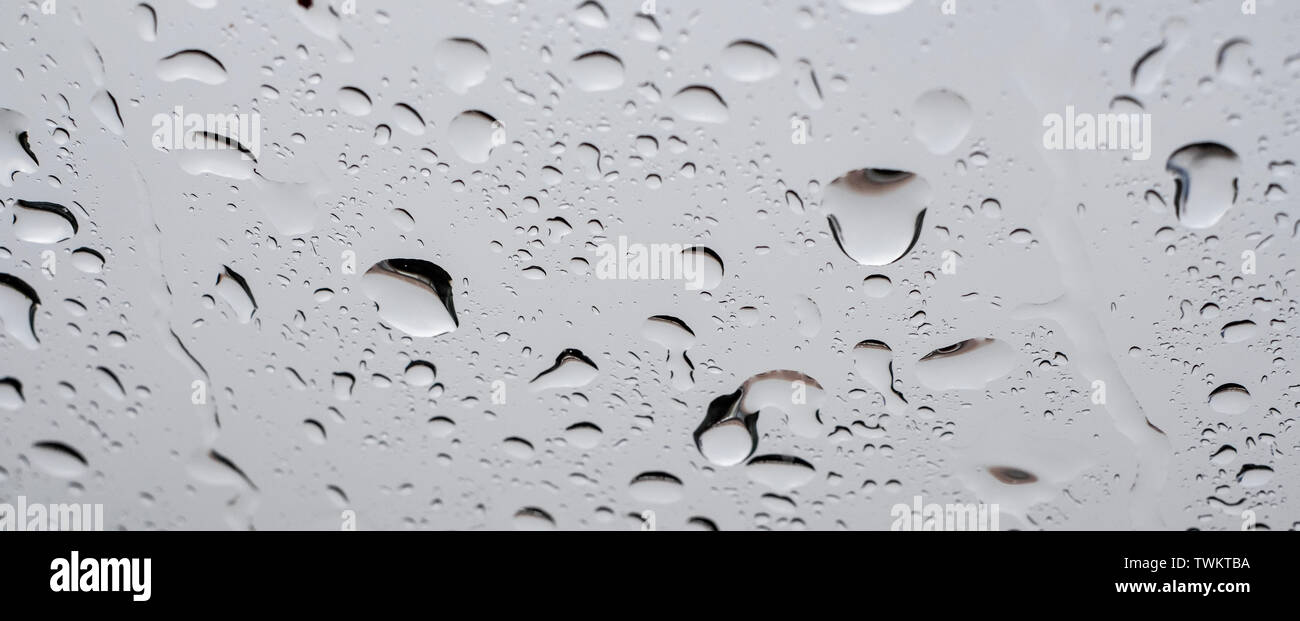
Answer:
[
  {"left": 11, "top": 199, "right": 77, "bottom": 244},
  {"left": 569, "top": 51, "right": 624, "bottom": 92},
  {"left": 447, "top": 110, "right": 501, "bottom": 163},
  {"left": 1216, "top": 39, "right": 1253, "bottom": 86},
  {"left": 914, "top": 338, "right": 1016, "bottom": 390},
  {"left": 628, "top": 472, "right": 684, "bottom": 504},
  {"left": 89, "top": 90, "right": 125, "bottom": 135},
  {"left": 852, "top": 340, "right": 907, "bottom": 413},
  {"left": 361, "top": 259, "right": 459, "bottom": 338},
  {"left": 215, "top": 265, "right": 257, "bottom": 324},
  {"left": 1220, "top": 320, "right": 1258, "bottom": 343},
  {"left": 694, "top": 389, "right": 755, "bottom": 467},
  {"left": 719, "top": 40, "right": 779, "bottom": 82},
  {"left": 1208, "top": 383, "right": 1251, "bottom": 415},
  {"left": 29, "top": 441, "right": 89, "bottom": 478},
  {"left": 670, "top": 86, "right": 729, "bottom": 124},
  {"left": 911, "top": 88, "right": 972, "bottom": 154},
  {"left": 824, "top": 168, "right": 930, "bottom": 266},
  {"left": 434, "top": 38, "right": 490, "bottom": 94},
  {"left": 1166, "top": 142, "right": 1240, "bottom": 229},
  {"left": 530, "top": 348, "right": 598, "bottom": 391},
  {"left": 0, "top": 273, "right": 40, "bottom": 349},
  {"left": 513, "top": 507, "right": 555, "bottom": 530},
  {"left": 156, "top": 50, "right": 228, "bottom": 84},
  {"left": 0, "top": 377, "right": 23, "bottom": 410},
  {"left": 745, "top": 455, "right": 816, "bottom": 491},
  {"left": 337, "top": 86, "right": 373, "bottom": 116},
  {"left": 0, "top": 108, "right": 38, "bottom": 186}
]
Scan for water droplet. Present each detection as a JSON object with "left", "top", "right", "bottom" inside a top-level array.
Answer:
[
  {"left": 914, "top": 338, "right": 1015, "bottom": 390},
  {"left": 1220, "top": 320, "right": 1258, "bottom": 343},
  {"left": 1166, "top": 143, "right": 1240, "bottom": 229},
  {"left": 502, "top": 437, "right": 535, "bottom": 460},
  {"left": 513, "top": 507, "right": 555, "bottom": 530},
  {"left": 1208, "top": 383, "right": 1251, "bottom": 415},
  {"left": 1236, "top": 464, "right": 1273, "bottom": 487},
  {"left": 0, "top": 273, "right": 40, "bottom": 349},
  {"left": 29, "top": 441, "right": 88, "bottom": 478},
  {"left": 911, "top": 89, "right": 972, "bottom": 154},
  {"left": 719, "top": 40, "right": 779, "bottom": 83},
  {"left": 745, "top": 455, "right": 816, "bottom": 491},
  {"left": 447, "top": 110, "right": 501, "bottom": 163},
  {"left": 11, "top": 199, "right": 77, "bottom": 244},
  {"left": 530, "top": 348, "right": 598, "bottom": 391},
  {"left": 564, "top": 422, "right": 602, "bottom": 449},
  {"left": 433, "top": 38, "right": 490, "bottom": 94},
  {"left": 852, "top": 340, "right": 907, "bottom": 413},
  {"left": 0, "top": 108, "right": 39, "bottom": 185},
  {"left": 1216, "top": 39, "right": 1253, "bottom": 86},
  {"left": 573, "top": 1, "right": 608, "bottom": 28},
  {"left": 215, "top": 265, "right": 257, "bottom": 324},
  {"left": 133, "top": 3, "right": 157, "bottom": 41},
  {"left": 989, "top": 466, "right": 1037, "bottom": 485},
  {"left": 569, "top": 51, "right": 624, "bottom": 92},
  {"left": 862, "top": 274, "right": 892, "bottom": 298},
  {"left": 89, "top": 90, "right": 125, "bottom": 135},
  {"left": 628, "top": 472, "right": 684, "bottom": 504},
  {"left": 337, "top": 86, "right": 373, "bottom": 116},
  {"left": 670, "top": 86, "right": 729, "bottom": 124},
  {"left": 682, "top": 246, "right": 724, "bottom": 289},
  {"left": 391, "top": 103, "right": 426, "bottom": 136},
  {"left": 156, "top": 50, "right": 228, "bottom": 84},
  {"left": 0, "top": 377, "right": 23, "bottom": 410},
  {"left": 428, "top": 416, "right": 456, "bottom": 438},
  {"left": 361, "top": 259, "right": 459, "bottom": 338},
  {"left": 824, "top": 168, "right": 930, "bottom": 266},
  {"left": 404, "top": 360, "right": 437, "bottom": 387}
]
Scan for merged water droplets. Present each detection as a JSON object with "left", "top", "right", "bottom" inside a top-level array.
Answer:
[
  {"left": 695, "top": 370, "right": 824, "bottom": 467},
  {"left": 852, "top": 340, "right": 907, "bottom": 414},
  {"left": 694, "top": 389, "right": 755, "bottom": 467},
  {"left": 641, "top": 315, "right": 695, "bottom": 391}
]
